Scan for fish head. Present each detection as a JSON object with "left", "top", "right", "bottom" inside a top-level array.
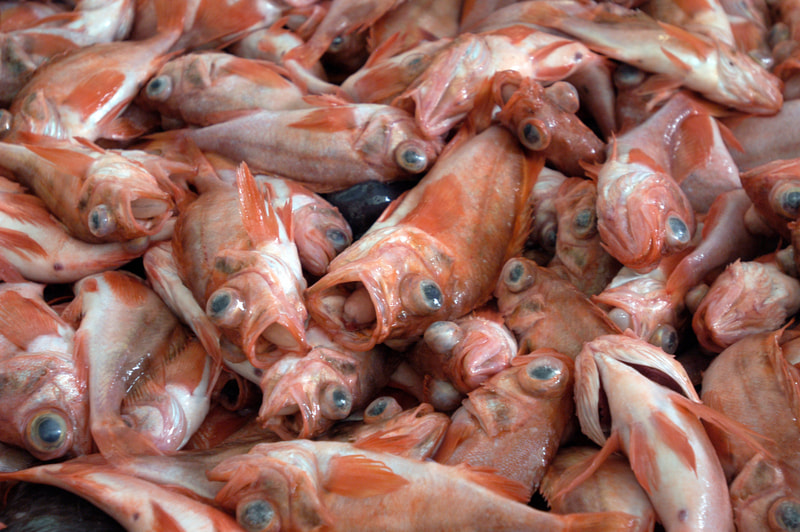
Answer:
[
  {"left": 740, "top": 160, "right": 800, "bottom": 239},
  {"left": 83, "top": 154, "right": 174, "bottom": 241},
  {"left": 306, "top": 228, "right": 453, "bottom": 351},
  {"left": 211, "top": 447, "right": 328, "bottom": 532},
  {"left": 142, "top": 53, "right": 214, "bottom": 115},
  {"left": 292, "top": 202, "right": 353, "bottom": 277},
  {"left": 730, "top": 455, "right": 800, "bottom": 532},
  {"left": 258, "top": 348, "right": 363, "bottom": 439},
  {"left": 393, "top": 34, "right": 493, "bottom": 137},
  {"left": 423, "top": 316, "right": 518, "bottom": 392},
  {"left": 206, "top": 263, "right": 308, "bottom": 368},
  {"left": 356, "top": 105, "right": 443, "bottom": 177},
  {"left": 716, "top": 42, "right": 783, "bottom": 115},
  {"left": 597, "top": 154, "right": 696, "bottom": 272},
  {"left": 574, "top": 333, "right": 698, "bottom": 445},
  {"left": 0, "top": 353, "right": 89, "bottom": 460}
]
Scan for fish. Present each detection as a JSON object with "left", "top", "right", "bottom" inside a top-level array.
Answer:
[
  {"left": 434, "top": 349, "right": 575, "bottom": 500},
  {"left": 739, "top": 157, "right": 800, "bottom": 239},
  {"left": 0, "top": 138, "right": 175, "bottom": 244},
  {"left": 494, "top": 257, "right": 621, "bottom": 359},
  {"left": 209, "top": 439, "right": 642, "bottom": 531},
  {"left": 172, "top": 163, "right": 308, "bottom": 366},
  {"left": 0, "top": 286, "right": 90, "bottom": 461},
  {"left": 541, "top": 446, "right": 657, "bottom": 532},
  {"left": 258, "top": 324, "right": 400, "bottom": 439},
  {"left": 322, "top": 179, "right": 414, "bottom": 239},
  {"left": 306, "top": 126, "right": 541, "bottom": 351},
  {"left": 566, "top": 333, "right": 763, "bottom": 532},
  {"left": 5, "top": 0, "right": 186, "bottom": 142},
  {"left": 141, "top": 51, "right": 312, "bottom": 127},
  {"left": 62, "top": 270, "right": 186, "bottom": 459},
  {"left": 176, "top": 100, "right": 442, "bottom": 193},
  {"left": 406, "top": 306, "right": 518, "bottom": 396}
]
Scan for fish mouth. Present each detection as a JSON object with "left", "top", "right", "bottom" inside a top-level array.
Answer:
[
  {"left": 457, "top": 328, "right": 517, "bottom": 391},
  {"left": 306, "top": 273, "right": 388, "bottom": 352},
  {"left": 293, "top": 207, "right": 353, "bottom": 277}
]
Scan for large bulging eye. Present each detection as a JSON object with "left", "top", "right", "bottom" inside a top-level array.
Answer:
[
  {"left": 320, "top": 383, "right": 353, "bottom": 420},
  {"left": 518, "top": 118, "right": 551, "bottom": 151},
  {"left": 400, "top": 275, "right": 443, "bottom": 316},
  {"left": 516, "top": 355, "right": 569, "bottom": 397},
  {"left": 769, "top": 497, "right": 800, "bottom": 531},
  {"left": 395, "top": 140, "right": 429, "bottom": 173},
  {"left": 206, "top": 288, "right": 247, "bottom": 328},
  {"left": 88, "top": 204, "right": 116, "bottom": 237},
  {"left": 572, "top": 208, "right": 597, "bottom": 238},
  {"left": 26, "top": 410, "right": 70, "bottom": 457},
  {"left": 502, "top": 259, "right": 535, "bottom": 293},
  {"left": 364, "top": 396, "right": 402, "bottom": 424},
  {"left": 145, "top": 75, "right": 173, "bottom": 102},
  {"left": 237, "top": 496, "right": 280, "bottom": 532}
]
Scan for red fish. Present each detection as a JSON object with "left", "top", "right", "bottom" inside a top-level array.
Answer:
[{"left": 306, "top": 126, "right": 541, "bottom": 351}]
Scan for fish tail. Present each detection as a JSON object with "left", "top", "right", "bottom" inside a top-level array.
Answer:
[{"left": 563, "top": 511, "right": 642, "bottom": 532}]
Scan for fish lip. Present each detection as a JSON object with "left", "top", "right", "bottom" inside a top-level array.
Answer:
[{"left": 306, "top": 269, "right": 390, "bottom": 352}]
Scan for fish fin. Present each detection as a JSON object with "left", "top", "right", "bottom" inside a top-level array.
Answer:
[
  {"left": 289, "top": 106, "right": 357, "bottom": 132},
  {"left": 220, "top": 57, "right": 293, "bottom": 88},
  {"left": 668, "top": 393, "right": 774, "bottom": 457},
  {"left": 24, "top": 32, "right": 80, "bottom": 58},
  {"left": 60, "top": 70, "right": 127, "bottom": 120},
  {"left": 658, "top": 21, "right": 711, "bottom": 60},
  {"left": 153, "top": 0, "right": 188, "bottom": 45},
  {"left": 550, "top": 430, "right": 621, "bottom": 503},
  {"left": 651, "top": 410, "right": 696, "bottom": 473},
  {"left": 363, "top": 31, "right": 404, "bottom": 68},
  {"left": 628, "top": 422, "right": 659, "bottom": 495},
  {"left": 456, "top": 464, "right": 530, "bottom": 503},
  {"left": 97, "top": 114, "right": 154, "bottom": 142},
  {"left": 507, "top": 151, "right": 545, "bottom": 261},
  {"left": 23, "top": 143, "right": 95, "bottom": 177},
  {"left": 660, "top": 46, "right": 693, "bottom": 72},
  {"left": 323, "top": 454, "right": 409, "bottom": 497},
  {"left": 236, "top": 163, "right": 278, "bottom": 243},
  {"left": 354, "top": 432, "right": 425, "bottom": 455},
  {"left": 562, "top": 511, "right": 641, "bottom": 532},
  {"left": 432, "top": 419, "right": 473, "bottom": 463},
  {"left": 0, "top": 291, "right": 63, "bottom": 349},
  {"left": 0, "top": 228, "right": 47, "bottom": 260},
  {"left": 673, "top": 114, "right": 713, "bottom": 174},
  {"left": 716, "top": 120, "right": 744, "bottom": 153},
  {"left": 626, "top": 147, "right": 667, "bottom": 173}
]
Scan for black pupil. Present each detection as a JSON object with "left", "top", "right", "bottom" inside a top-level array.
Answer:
[
  {"left": 149, "top": 77, "right": 164, "bottom": 92},
  {"left": 421, "top": 281, "right": 442, "bottom": 309},
  {"left": 332, "top": 389, "right": 349, "bottom": 410},
  {"left": 37, "top": 416, "right": 63, "bottom": 444},
  {"left": 529, "top": 364, "right": 558, "bottom": 380},
  {"left": 523, "top": 122, "right": 542, "bottom": 146},
  {"left": 368, "top": 399, "right": 387, "bottom": 417},
  {"left": 209, "top": 292, "right": 231, "bottom": 315},
  {"left": 575, "top": 209, "right": 593, "bottom": 229},
  {"left": 326, "top": 228, "right": 347, "bottom": 247},
  {"left": 403, "top": 149, "right": 424, "bottom": 167},
  {"left": 90, "top": 210, "right": 103, "bottom": 230},
  {"left": 668, "top": 216, "right": 688, "bottom": 241},
  {"left": 784, "top": 191, "right": 800, "bottom": 213},
  {"left": 508, "top": 262, "right": 524, "bottom": 284}
]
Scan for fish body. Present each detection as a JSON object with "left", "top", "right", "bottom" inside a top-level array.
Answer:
[{"left": 306, "top": 126, "right": 540, "bottom": 351}]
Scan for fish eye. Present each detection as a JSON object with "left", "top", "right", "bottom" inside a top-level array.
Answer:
[
  {"left": 402, "top": 53, "right": 427, "bottom": 75},
  {"left": 88, "top": 204, "right": 116, "bottom": 237},
  {"left": 364, "top": 396, "right": 401, "bottom": 423},
  {"left": 206, "top": 288, "right": 246, "bottom": 328},
  {"left": 329, "top": 35, "right": 345, "bottom": 53},
  {"left": 769, "top": 497, "right": 800, "bottom": 531},
  {"left": 613, "top": 63, "right": 645, "bottom": 89},
  {"left": 423, "top": 321, "right": 463, "bottom": 355},
  {"left": 395, "top": 141, "right": 428, "bottom": 173},
  {"left": 502, "top": 259, "right": 535, "bottom": 293},
  {"left": 519, "top": 119, "right": 551, "bottom": 151},
  {"left": 665, "top": 216, "right": 691, "bottom": 247},
  {"left": 25, "top": 410, "right": 69, "bottom": 456},
  {"left": 540, "top": 221, "right": 558, "bottom": 252},
  {"left": 771, "top": 184, "right": 800, "bottom": 219},
  {"left": 237, "top": 496, "right": 279, "bottom": 532},
  {"left": 145, "top": 75, "right": 173, "bottom": 101},
  {"left": 649, "top": 324, "right": 679, "bottom": 354},
  {"left": 400, "top": 275, "right": 443, "bottom": 316},
  {"left": 326, "top": 227, "right": 351, "bottom": 252},
  {"left": 320, "top": 383, "right": 353, "bottom": 420},
  {"left": 517, "top": 355, "right": 569, "bottom": 396},
  {"left": 573, "top": 208, "right": 596, "bottom": 238}
]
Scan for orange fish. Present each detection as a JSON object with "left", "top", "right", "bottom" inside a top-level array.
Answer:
[
  {"left": 306, "top": 126, "right": 541, "bottom": 351},
  {"left": 210, "top": 439, "right": 641, "bottom": 531}
]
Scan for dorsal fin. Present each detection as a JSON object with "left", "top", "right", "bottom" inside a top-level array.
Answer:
[
  {"left": 236, "top": 163, "right": 278, "bottom": 243},
  {"left": 456, "top": 464, "right": 530, "bottom": 503},
  {"left": 324, "top": 453, "right": 409, "bottom": 497}
]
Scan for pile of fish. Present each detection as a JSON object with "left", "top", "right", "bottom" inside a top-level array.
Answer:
[{"left": 0, "top": 0, "right": 799, "bottom": 530}]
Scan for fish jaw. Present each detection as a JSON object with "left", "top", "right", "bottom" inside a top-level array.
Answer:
[
  {"left": 306, "top": 230, "right": 450, "bottom": 352},
  {"left": 393, "top": 34, "right": 494, "bottom": 137},
  {"left": 292, "top": 203, "right": 353, "bottom": 277},
  {"left": 597, "top": 154, "right": 696, "bottom": 272},
  {"left": 0, "top": 354, "right": 90, "bottom": 460},
  {"left": 451, "top": 318, "right": 518, "bottom": 391},
  {"left": 206, "top": 270, "right": 308, "bottom": 368}
]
